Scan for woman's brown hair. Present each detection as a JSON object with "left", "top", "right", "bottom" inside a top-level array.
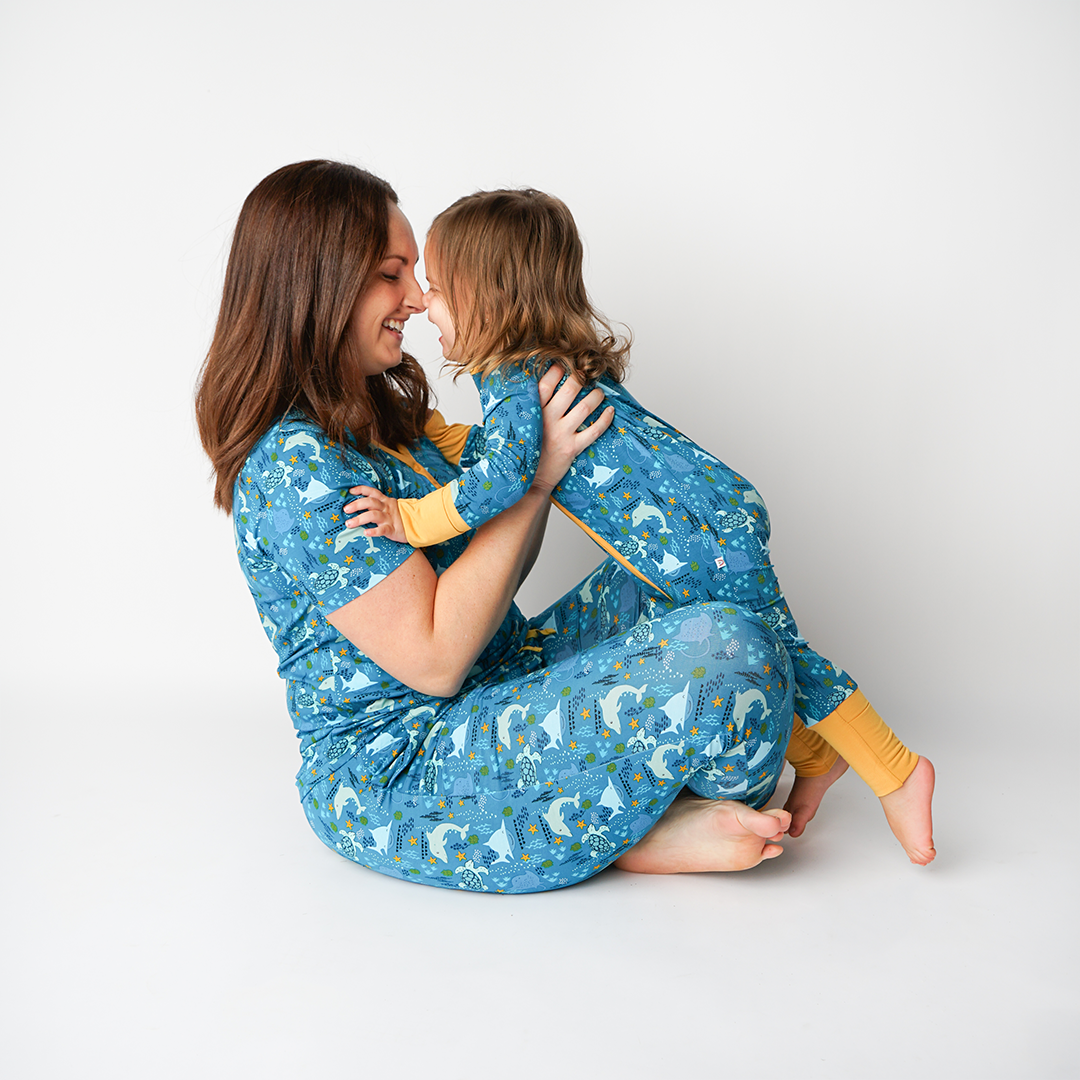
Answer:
[
  {"left": 427, "top": 188, "right": 630, "bottom": 384},
  {"left": 195, "top": 160, "right": 430, "bottom": 512}
]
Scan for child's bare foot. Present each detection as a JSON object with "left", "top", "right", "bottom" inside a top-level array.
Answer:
[
  {"left": 783, "top": 754, "right": 850, "bottom": 837},
  {"left": 880, "top": 755, "right": 936, "bottom": 864},
  {"left": 614, "top": 795, "right": 791, "bottom": 874}
]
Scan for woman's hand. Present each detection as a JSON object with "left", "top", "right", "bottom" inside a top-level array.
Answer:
[
  {"left": 342, "top": 486, "right": 406, "bottom": 544},
  {"left": 532, "top": 366, "right": 614, "bottom": 494}
]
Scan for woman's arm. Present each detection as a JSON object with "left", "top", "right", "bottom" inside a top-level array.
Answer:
[{"left": 326, "top": 371, "right": 612, "bottom": 698}]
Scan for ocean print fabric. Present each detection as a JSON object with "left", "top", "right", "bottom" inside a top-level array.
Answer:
[
  {"left": 235, "top": 413, "right": 523, "bottom": 787},
  {"left": 450, "top": 364, "right": 856, "bottom": 725},
  {"left": 235, "top": 418, "right": 793, "bottom": 892}
]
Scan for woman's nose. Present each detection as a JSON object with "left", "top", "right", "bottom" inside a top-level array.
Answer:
[{"left": 404, "top": 273, "right": 425, "bottom": 311}]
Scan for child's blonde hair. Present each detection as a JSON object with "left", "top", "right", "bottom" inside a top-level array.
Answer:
[{"left": 426, "top": 188, "right": 630, "bottom": 383}]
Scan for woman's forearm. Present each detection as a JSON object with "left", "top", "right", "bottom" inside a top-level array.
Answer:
[
  {"left": 327, "top": 482, "right": 554, "bottom": 698},
  {"left": 427, "top": 483, "right": 555, "bottom": 690},
  {"left": 516, "top": 489, "right": 553, "bottom": 590},
  {"left": 326, "top": 372, "right": 610, "bottom": 698}
]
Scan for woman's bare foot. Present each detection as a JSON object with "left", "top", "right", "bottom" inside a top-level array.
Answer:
[
  {"left": 880, "top": 755, "right": 936, "bottom": 864},
  {"left": 614, "top": 795, "right": 791, "bottom": 874},
  {"left": 783, "top": 754, "right": 850, "bottom": 837}
]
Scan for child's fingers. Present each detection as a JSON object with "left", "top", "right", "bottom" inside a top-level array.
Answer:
[
  {"left": 345, "top": 515, "right": 384, "bottom": 531},
  {"left": 344, "top": 497, "right": 388, "bottom": 529},
  {"left": 359, "top": 521, "right": 393, "bottom": 538},
  {"left": 345, "top": 484, "right": 391, "bottom": 510},
  {"left": 343, "top": 491, "right": 386, "bottom": 515}
]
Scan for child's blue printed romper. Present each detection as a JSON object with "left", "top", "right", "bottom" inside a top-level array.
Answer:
[
  {"left": 235, "top": 411, "right": 795, "bottom": 892},
  {"left": 423, "top": 364, "right": 856, "bottom": 727}
]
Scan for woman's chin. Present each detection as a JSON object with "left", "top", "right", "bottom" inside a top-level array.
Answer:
[{"left": 361, "top": 353, "right": 404, "bottom": 379}]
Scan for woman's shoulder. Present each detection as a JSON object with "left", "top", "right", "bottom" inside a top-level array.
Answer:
[
  {"left": 241, "top": 413, "right": 383, "bottom": 493},
  {"left": 242, "top": 412, "right": 319, "bottom": 470}
]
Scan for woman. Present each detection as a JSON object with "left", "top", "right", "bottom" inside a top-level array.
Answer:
[{"left": 195, "top": 160, "right": 795, "bottom": 892}]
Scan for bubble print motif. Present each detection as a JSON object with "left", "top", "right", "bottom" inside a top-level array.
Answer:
[{"left": 234, "top": 419, "right": 794, "bottom": 892}]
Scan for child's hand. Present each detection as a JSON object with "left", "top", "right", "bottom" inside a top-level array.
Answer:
[{"left": 343, "top": 486, "right": 406, "bottom": 543}]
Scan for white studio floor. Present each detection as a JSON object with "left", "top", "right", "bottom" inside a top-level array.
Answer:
[{"left": 4, "top": 615, "right": 1075, "bottom": 1079}]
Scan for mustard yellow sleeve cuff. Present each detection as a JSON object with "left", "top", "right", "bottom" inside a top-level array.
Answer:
[
  {"left": 423, "top": 409, "right": 475, "bottom": 467},
  {"left": 397, "top": 483, "right": 472, "bottom": 547}
]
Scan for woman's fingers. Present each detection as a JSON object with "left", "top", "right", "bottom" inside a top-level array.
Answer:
[
  {"left": 537, "top": 363, "right": 567, "bottom": 406},
  {"left": 545, "top": 370, "right": 584, "bottom": 416},
  {"left": 565, "top": 386, "right": 608, "bottom": 428},
  {"left": 576, "top": 404, "right": 614, "bottom": 450},
  {"left": 543, "top": 378, "right": 604, "bottom": 432}
]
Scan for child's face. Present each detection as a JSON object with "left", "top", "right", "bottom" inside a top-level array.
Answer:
[{"left": 423, "top": 242, "right": 458, "bottom": 361}]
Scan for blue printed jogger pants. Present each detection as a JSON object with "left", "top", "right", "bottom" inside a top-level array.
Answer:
[{"left": 302, "top": 558, "right": 794, "bottom": 892}]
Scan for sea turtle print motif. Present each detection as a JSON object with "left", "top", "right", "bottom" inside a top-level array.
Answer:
[
  {"left": 235, "top": 413, "right": 796, "bottom": 893},
  {"left": 390, "top": 363, "right": 857, "bottom": 727}
]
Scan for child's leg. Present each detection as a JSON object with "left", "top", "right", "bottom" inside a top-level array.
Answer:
[
  {"left": 553, "top": 431, "right": 934, "bottom": 860},
  {"left": 785, "top": 714, "right": 839, "bottom": 776},
  {"left": 638, "top": 519, "right": 934, "bottom": 861},
  {"left": 811, "top": 690, "right": 935, "bottom": 864},
  {"left": 813, "top": 690, "right": 916, "bottom": 796}
]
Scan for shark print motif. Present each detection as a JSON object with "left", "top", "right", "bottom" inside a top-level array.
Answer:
[{"left": 235, "top": 417, "right": 793, "bottom": 893}]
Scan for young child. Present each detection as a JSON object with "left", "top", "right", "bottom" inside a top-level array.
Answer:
[{"left": 344, "top": 188, "right": 935, "bottom": 864}]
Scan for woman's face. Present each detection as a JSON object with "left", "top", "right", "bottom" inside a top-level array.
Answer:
[
  {"left": 350, "top": 203, "right": 424, "bottom": 378},
  {"left": 422, "top": 242, "right": 458, "bottom": 362}
]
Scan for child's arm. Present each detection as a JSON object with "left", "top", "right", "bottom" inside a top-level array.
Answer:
[
  {"left": 449, "top": 365, "right": 544, "bottom": 525},
  {"left": 353, "top": 366, "right": 545, "bottom": 548},
  {"left": 423, "top": 408, "right": 479, "bottom": 467}
]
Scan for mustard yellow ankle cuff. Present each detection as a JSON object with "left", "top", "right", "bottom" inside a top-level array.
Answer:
[
  {"left": 785, "top": 714, "right": 840, "bottom": 777},
  {"left": 812, "top": 690, "right": 918, "bottom": 797}
]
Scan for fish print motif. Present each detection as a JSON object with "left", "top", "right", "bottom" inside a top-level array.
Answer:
[
  {"left": 235, "top": 416, "right": 794, "bottom": 893},
  {"left": 409, "top": 363, "right": 856, "bottom": 725}
]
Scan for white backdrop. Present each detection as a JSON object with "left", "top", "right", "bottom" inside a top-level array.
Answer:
[{"left": 3, "top": 3, "right": 1077, "bottom": 1078}]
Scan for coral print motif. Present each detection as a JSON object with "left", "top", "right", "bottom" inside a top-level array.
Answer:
[
  {"left": 234, "top": 415, "right": 796, "bottom": 892},
  {"left": 399, "top": 363, "right": 856, "bottom": 726}
]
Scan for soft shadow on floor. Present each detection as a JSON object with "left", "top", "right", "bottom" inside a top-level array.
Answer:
[{"left": 4, "top": 684, "right": 1075, "bottom": 1080}]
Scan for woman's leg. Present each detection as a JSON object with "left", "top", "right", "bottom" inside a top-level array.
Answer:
[
  {"left": 302, "top": 582, "right": 794, "bottom": 891},
  {"left": 528, "top": 558, "right": 798, "bottom": 877}
]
